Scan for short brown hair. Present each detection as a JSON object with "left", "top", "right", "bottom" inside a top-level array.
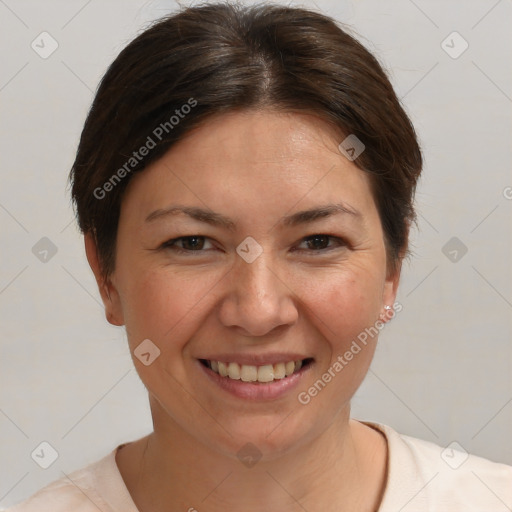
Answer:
[{"left": 70, "top": 1, "right": 422, "bottom": 280}]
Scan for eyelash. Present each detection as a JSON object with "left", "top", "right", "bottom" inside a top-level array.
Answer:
[{"left": 160, "top": 234, "right": 347, "bottom": 255}]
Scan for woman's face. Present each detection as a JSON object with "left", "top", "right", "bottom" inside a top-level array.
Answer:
[{"left": 91, "top": 109, "right": 399, "bottom": 460}]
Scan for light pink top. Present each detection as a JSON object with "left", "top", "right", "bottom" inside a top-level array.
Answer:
[{"left": 6, "top": 421, "right": 512, "bottom": 511}]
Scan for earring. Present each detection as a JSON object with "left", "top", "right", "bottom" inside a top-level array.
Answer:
[{"left": 380, "top": 305, "right": 393, "bottom": 321}]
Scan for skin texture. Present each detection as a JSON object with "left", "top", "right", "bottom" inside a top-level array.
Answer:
[{"left": 85, "top": 109, "right": 402, "bottom": 512}]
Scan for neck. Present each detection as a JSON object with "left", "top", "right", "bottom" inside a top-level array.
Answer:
[{"left": 117, "top": 401, "right": 387, "bottom": 512}]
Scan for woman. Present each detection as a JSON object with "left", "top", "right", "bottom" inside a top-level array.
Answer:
[{"left": 9, "top": 2, "right": 511, "bottom": 511}]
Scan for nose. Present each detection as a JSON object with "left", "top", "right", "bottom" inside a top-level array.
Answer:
[{"left": 218, "top": 250, "right": 299, "bottom": 337}]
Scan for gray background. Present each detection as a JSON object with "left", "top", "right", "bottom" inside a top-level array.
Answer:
[{"left": 1, "top": 0, "right": 511, "bottom": 507}]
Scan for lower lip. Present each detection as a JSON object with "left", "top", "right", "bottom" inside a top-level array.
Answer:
[{"left": 197, "top": 360, "right": 312, "bottom": 401}]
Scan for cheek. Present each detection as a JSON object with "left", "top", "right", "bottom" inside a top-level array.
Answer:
[
  {"left": 118, "top": 265, "right": 227, "bottom": 351},
  {"left": 296, "top": 262, "right": 384, "bottom": 341},
  {"left": 294, "top": 272, "right": 382, "bottom": 412},
  {"left": 116, "top": 266, "right": 228, "bottom": 397}
]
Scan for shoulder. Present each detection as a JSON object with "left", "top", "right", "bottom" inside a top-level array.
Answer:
[
  {"left": 4, "top": 447, "right": 127, "bottom": 512},
  {"left": 5, "top": 477, "right": 98, "bottom": 512},
  {"left": 363, "top": 421, "right": 512, "bottom": 511}
]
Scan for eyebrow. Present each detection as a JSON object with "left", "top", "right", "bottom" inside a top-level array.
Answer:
[{"left": 145, "top": 202, "right": 361, "bottom": 230}]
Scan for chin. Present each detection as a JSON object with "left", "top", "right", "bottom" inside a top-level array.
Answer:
[{"left": 204, "top": 408, "right": 324, "bottom": 463}]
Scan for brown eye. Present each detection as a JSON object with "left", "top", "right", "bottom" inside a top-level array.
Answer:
[
  {"left": 162, "top": 236, "right": 214, "bottom": 253},
  {"left": 305, "top": 235, "right": 330, "bottom": 250},
  {"left": 179, "top": 236, "right": 205, "bottom": 250},
  {"left": 296, "top": 235, "right": 346, "bottom": 252}
]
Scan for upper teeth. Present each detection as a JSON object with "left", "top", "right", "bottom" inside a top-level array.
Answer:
[{"left": 209, "top": 360, "right": 303, "bottom": 383}]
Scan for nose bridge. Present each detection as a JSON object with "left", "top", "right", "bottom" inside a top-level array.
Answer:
[
  {"left": 239, "top": 249, "right": 279, "bottom": 298},
  {"left": 219, "top": 244, "right": 298, "bottom": 335}
]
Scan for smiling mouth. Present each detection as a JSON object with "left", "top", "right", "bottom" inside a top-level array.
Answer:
[{"left": 199, "top": 358, "right": 314, "bottom": 383}]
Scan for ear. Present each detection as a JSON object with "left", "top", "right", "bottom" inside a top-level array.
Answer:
[
  {"left": 381, "top": 260, "right": 401, "bottom": 321},
  {"left": 380, "top": 221, "right": 411, "bottom": 321},
  {"left": 380, "top": 242, "right": 408, "bottom": 323},
  {"left": 84, "top": 233, "right": 125, "bottom": 326}
]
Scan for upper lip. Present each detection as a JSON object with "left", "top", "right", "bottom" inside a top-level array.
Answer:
[{"left": 197, "top": 353, "right": 312, "bottom": 366}]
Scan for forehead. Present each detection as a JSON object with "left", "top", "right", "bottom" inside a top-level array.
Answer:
[
  {"left": 174, "top": 109, "right": 346, "bottom": 169},
  {"left": 121, "top": 109, "right": 377, "bottom": 225}
]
